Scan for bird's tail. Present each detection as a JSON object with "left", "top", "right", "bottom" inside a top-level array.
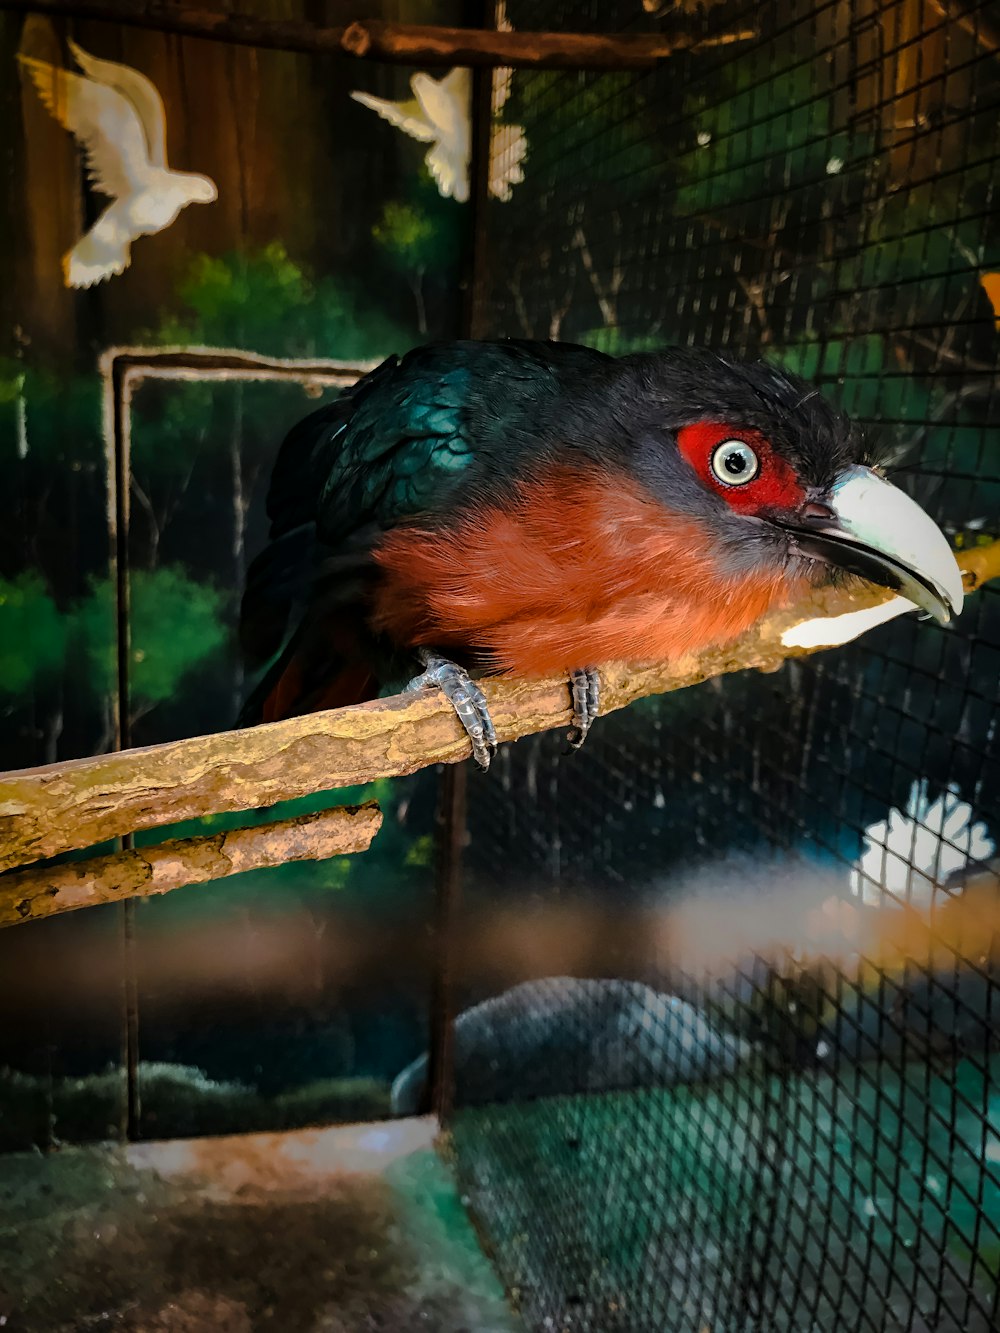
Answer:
[
  {"left": 237, "top": 603, "right": 379, "bottom": 727},
  {"left": 237, "top": 360, "right": 400, "bottom": 727},
  {"left": 63, "top": 214, "right": 130, "bottom": 288},
  {"left": 238, "top": 527, "right": 384, "bottom": 726}
]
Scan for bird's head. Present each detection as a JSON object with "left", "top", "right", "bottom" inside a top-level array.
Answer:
[
  {"left": 186, "top": 173, "right": 219, "bottom": 204},
  {"left": 620, "top": 349, "right": 963, "bottom": 623}
]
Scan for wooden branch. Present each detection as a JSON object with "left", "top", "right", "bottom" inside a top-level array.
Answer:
[
  {"left": 1, "top": 540, "right": 996, "bottom": 877},
  {"left": 336, "top": 19, "right": 758, "bottom": 68},
  {"left": 1, "top": 2, "right": 756, "bottom": 67},
  {"left": 0, "top": 802, "right": 381, "bottom": 928}
]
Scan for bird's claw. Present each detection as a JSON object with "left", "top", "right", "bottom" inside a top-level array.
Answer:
[
  {"left": 406, "top": 651, "right": 497, "bottom": 771},
  {"left": 567, "top": 667, "right": 600, "bottom": 749}
]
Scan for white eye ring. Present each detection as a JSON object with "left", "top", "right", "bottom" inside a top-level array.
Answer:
[{"left": 710, "top": 439, "right": 760, "bottom": 486}]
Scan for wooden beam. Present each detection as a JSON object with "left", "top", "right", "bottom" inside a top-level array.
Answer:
[
  {"left": 1, "top": 539, "right": 996, "bottom": 876},
  {"left": 0, "top": 802, "right": 382, "bottom": 928},
  {"left": 1, "top": 2, "right": 756, "bottom": 67}
]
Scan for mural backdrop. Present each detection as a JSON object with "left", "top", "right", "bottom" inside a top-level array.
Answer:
[{"left": 0, "top": 1, "right": 480, "bottom": 1148}]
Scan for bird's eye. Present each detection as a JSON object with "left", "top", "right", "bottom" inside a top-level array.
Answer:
[{"left": 710, "top": 439, "right": 760, "bottom": 486}]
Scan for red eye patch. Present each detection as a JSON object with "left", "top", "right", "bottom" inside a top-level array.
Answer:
[{"left": 677, "top": 421, "right": 805, "bottom": 514}]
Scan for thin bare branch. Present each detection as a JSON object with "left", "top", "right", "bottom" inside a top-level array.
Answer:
[{"left": 0, "top": 803, "right": 382, "bottom": 928}]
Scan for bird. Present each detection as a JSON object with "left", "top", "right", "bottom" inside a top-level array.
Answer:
[
  {"left": 350, "top": 66, "right": 526, "bottom": 204},
  {"left": 238, "top": 339, "right": 964, "bottom": 769},
  {"left": 17, "top": 39, "right": 217, "bottom": 288}
]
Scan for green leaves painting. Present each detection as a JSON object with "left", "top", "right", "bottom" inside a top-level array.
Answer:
[
  {"left": 0, "top": 569, "right": 225, "bottom": 708},
  {"left": 151, "top": 243, "right": 408, "bottom": 361},
  {"left": 0, "top": 574, "right": 66, "bottom": 696}
]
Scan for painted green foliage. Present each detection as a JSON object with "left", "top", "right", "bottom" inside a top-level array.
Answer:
[
  {"left": 78, "top": 569, "right": 228, "bottom": 704},
  {"left": 372, "top": 177, "right": 465, "bottom": 335},
  {"left": 0, "top": 569, "right": 224, "bottom": 706},
  {"left": 375, "top": 203, "right": 437, "bottom": 263},
  {"left": 0, "top": 574, "right": 66, "bottom": 695},
  {"left": 152, "top": 242, "right": 408, "bottom": 359},
  {"left": 1, "top": 356, "right": 106, "bottom": 758},
  {"left": 374, "top": 203, "right": 440, "bottom": 336}
]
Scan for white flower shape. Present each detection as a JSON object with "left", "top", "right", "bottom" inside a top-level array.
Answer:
[
  {"left": 850, "top": 780, "right": 995, "bottom": 907},
  {"left": 18, "top": 39, "right": 217, "bottom": 287}
]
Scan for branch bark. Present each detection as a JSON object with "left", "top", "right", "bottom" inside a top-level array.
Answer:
[
  {"left": 1, "top": 2, "right": 756, "bottom": 66},
  {"left": 0, "top": 803, "right": 382, "bottom": 928},
  {"left": 0, "top": 541, "right": 996, "bottom": 876}
]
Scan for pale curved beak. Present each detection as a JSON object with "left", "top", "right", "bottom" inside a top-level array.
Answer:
[{"left": 780, "top": 465, "right": 964, "bottom": 624}]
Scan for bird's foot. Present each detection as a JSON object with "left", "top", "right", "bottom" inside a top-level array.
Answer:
[
  {"left": 567, "top": 667, "right": 600, "bottom": 750},
  {"left": 405, "top": 650, "right": 497, "bottom": 771}
]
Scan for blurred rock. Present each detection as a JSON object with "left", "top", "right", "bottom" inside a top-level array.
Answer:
[{"left": 391, "top": 976, "right": 751, "bottom": 1115}]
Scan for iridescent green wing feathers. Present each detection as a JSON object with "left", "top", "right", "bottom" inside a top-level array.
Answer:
[
  {"left": 315, "top": 356, "right": 476, "bottom": 545},
  {"left": 241, "top": 347, "right": 481, "bottom": 677},
  {"left": 267, "top": 339, "right": 615, "bottom": 546},
  {"left": 240, "top": 340, "right": 613, "bottom": 682}
]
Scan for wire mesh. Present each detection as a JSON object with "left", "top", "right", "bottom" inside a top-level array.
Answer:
[{"left": 446, "top": 1, "right": 1000, "bottom": 1329}]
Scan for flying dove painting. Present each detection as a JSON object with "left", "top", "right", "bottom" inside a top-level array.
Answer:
[
  {"left": 17, "top": 39, "right": 218, "bottom": 288},
  {"left": 350, "top": 65, "right": 526, "bottom": 205}
]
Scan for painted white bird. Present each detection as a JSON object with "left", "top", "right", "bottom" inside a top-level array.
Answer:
[
  {"left": 18, "top": 39, "right": 217, "bottom": 288},
  {"left": 352, "top": 68, "right": 472, "bottom": 204},
  {"left": 350, "top": 65, "right": 526, "bottom": 204}
]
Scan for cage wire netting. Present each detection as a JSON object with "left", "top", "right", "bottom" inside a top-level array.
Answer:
[{"left": 442, "top": 1, "right": 1000, "bottom": 1330}]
